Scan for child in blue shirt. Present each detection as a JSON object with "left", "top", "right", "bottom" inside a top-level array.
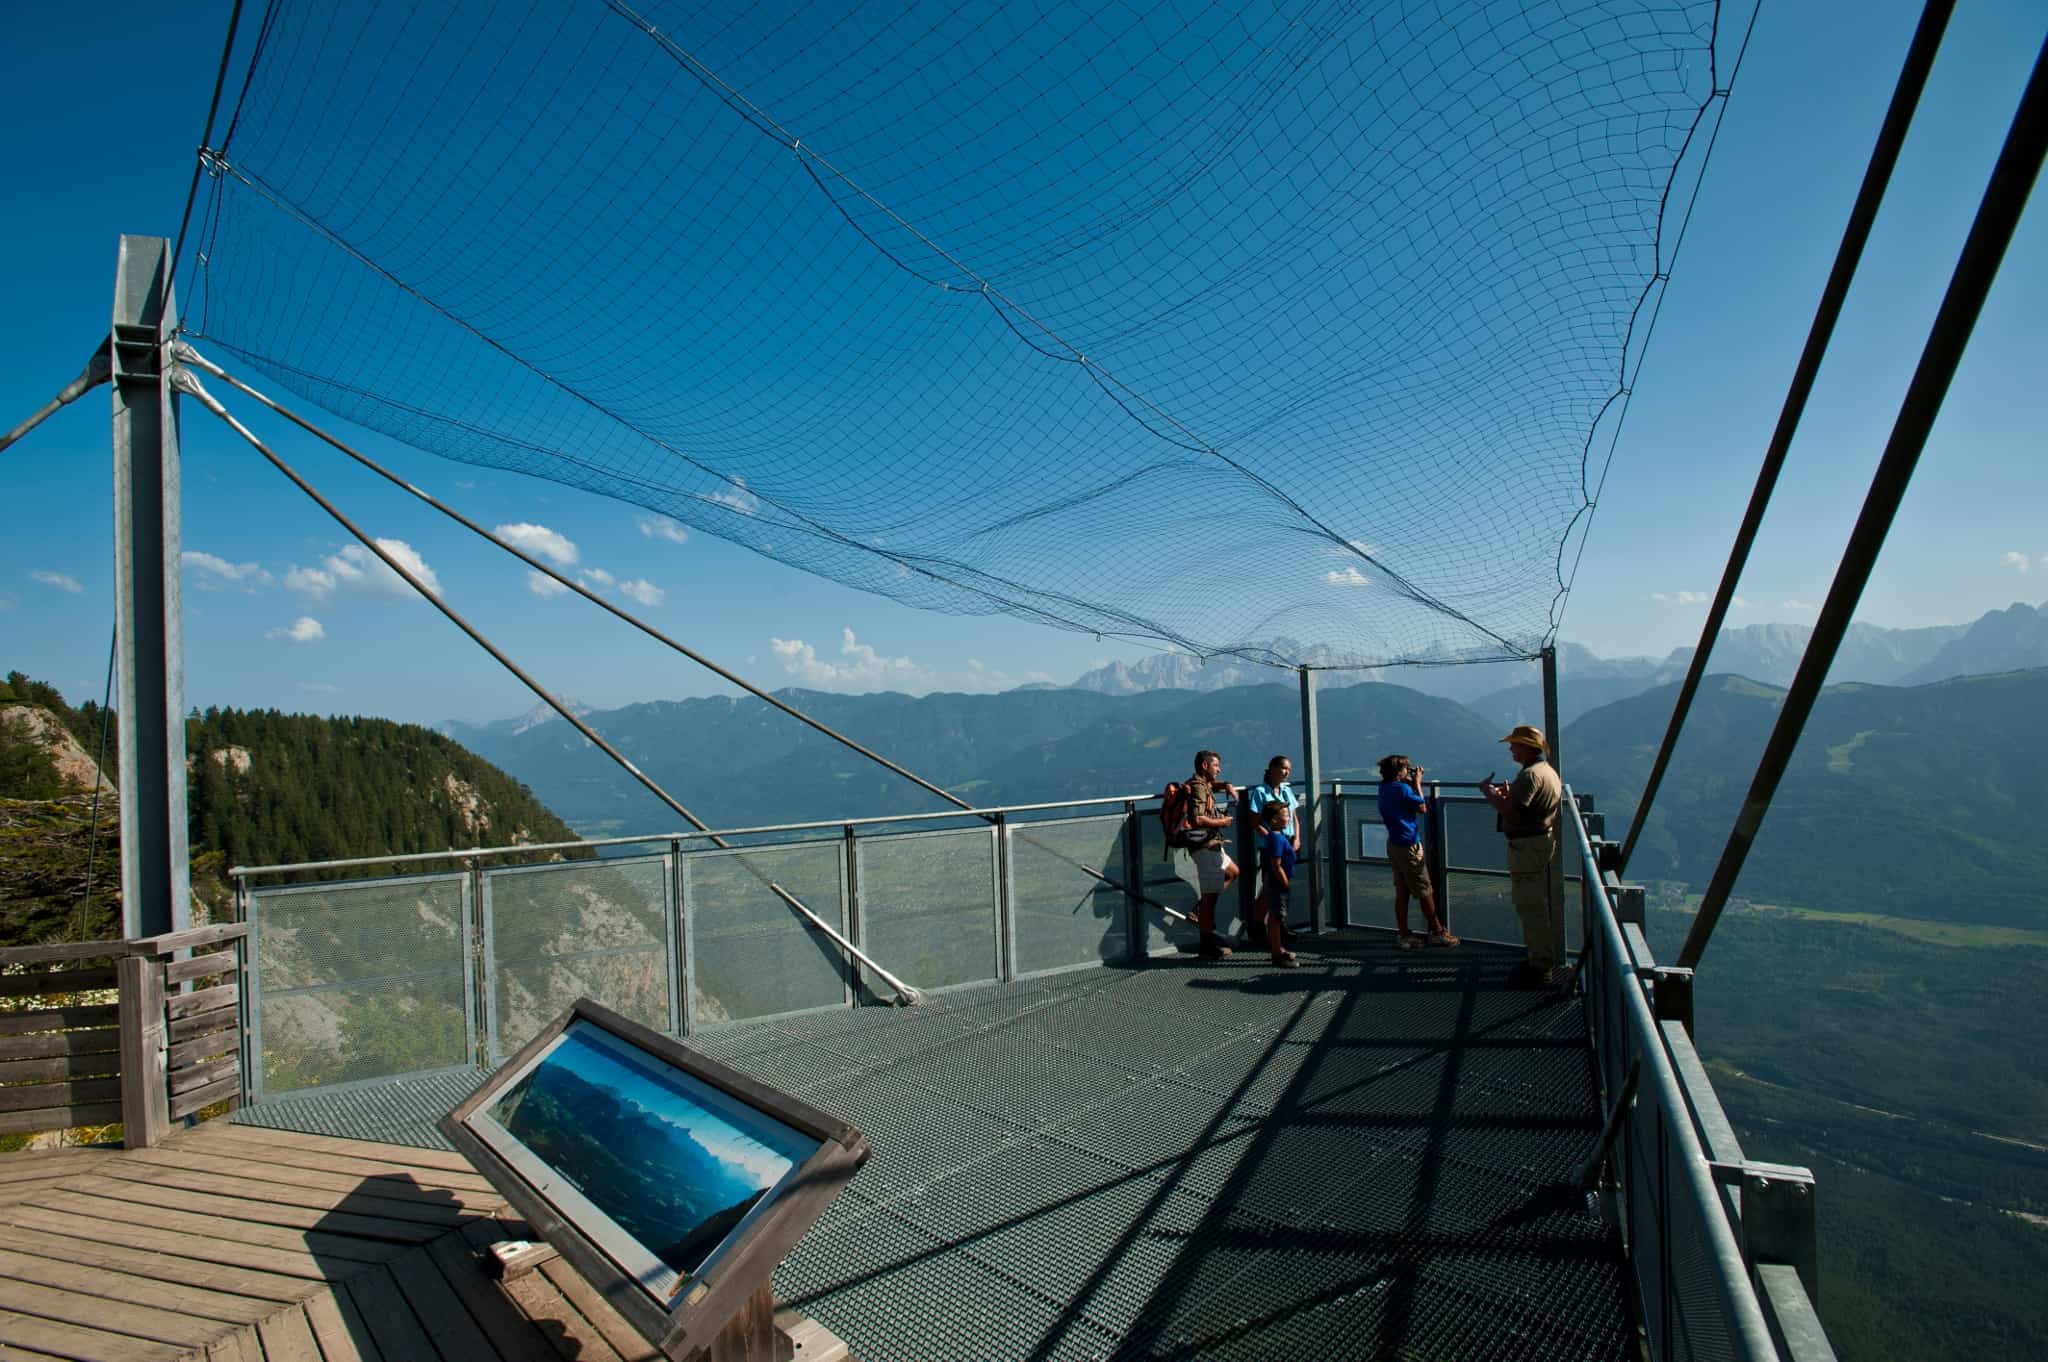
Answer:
[
  {"left": 1256, "top": 802, "right": 1300, "bottom": 968},
  {"left": 1376, "top": 754, "right": 1458, "bottom": 949}
]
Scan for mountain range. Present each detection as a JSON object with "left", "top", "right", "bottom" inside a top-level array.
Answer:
[{"left": 1073, "top": 600, "right": 2048, "bottom": 727}]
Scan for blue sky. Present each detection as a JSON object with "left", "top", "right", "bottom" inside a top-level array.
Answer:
[{"left": 2, "top": 1, "right": 2042, "bottom": 726}]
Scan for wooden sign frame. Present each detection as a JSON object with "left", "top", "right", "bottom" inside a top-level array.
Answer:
[{"left": 442, "top": 998, "right": 868, "bottom": 1360}]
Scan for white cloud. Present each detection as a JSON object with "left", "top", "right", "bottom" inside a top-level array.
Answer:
[
  {"left": 2002, "top": 550, "right": 2032, "bottom": 575},
  {"left": 492, "top": 522, "right": 578, "bottom": 567},
  {"left": 704, "top": 478, "right": 760, "bottom": 516},
  {"left": 31, "top": 571, "right": 82, "bottom": 594},
  {"left": 579, "top": 567, "right": 616, "bottom": 590},
  {"left": 1651, "top": 590, "right": 1709, "bottom": 605},
  {"left": 769, "top": 628, "right": 920, "bottom": 688},
  {"left": 1732, "top": 595, "right": 1753, "bottom": 609},
  {"left": 287, "top": 540, "right": 441, "bottom": 602},
  {"left": 182, "top": 551, "right": 273, "bottom": 590},
  {"left": 1323, "top": 566, "right": 1371, "bottom": 588},
  {"left": 1780, "top": 598, "right": 1818, "bottom": 611},
  {"left": 639, "top": 516, "right": 690, "bottom": 545},
  {"left": 266, "top": 616, "right": 326, "bottom": 644},
  {"left": 527, "top": 570, "right": 570, "bottom": 598},
  {"left": 297, "top": 681, "right": 340, "bottom": 694},
  {"left": 618, "top": 578, "right": 665, "bottom": 607}
]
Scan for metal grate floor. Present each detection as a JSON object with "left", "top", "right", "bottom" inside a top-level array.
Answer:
[{"left": 242, "top": 932, "right": 1634, "bottom": 1360}]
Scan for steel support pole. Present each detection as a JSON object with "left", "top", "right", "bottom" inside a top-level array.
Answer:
[
  {"left": 111, "top": 235, "right": 191, "bottom": 940},
  {"left": 1617, "top": 0, "right": 1957, "bottom": 874},
  {"left": 1678, "top": 37, "right": 2048, "bottom": 971},
  {"left": 1541, "top": 646, "right": 1565, "bottom": 955},
  {"left": 1297, "top": 666, "right": 1323, "bottom": 934}
]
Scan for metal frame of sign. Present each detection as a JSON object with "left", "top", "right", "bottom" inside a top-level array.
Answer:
[{"left": 442, "top": 997, "right": 869, "bottom": 1359}]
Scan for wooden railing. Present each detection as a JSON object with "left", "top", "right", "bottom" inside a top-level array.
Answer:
[{"left": 0, "top": 924, "right": 249, "bottom": 1147}]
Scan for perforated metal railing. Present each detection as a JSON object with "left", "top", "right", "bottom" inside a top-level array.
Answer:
[{"left": 233, "top": 793, "right": 1209, "bottom": 1101}]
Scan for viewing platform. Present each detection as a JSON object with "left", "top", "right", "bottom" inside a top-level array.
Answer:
[{"left": 0, "top": 788, "right": 1824, "bottom": 1360}]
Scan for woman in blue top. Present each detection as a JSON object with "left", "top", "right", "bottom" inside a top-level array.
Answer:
[
  {"left": 1376, "top": 754, "right": 1458, "bottom": 950},
  {"left": 1245, "top": 756, "right": 1300, "bottom": 947},
  {"left": 1254, "top": 803, "right": 1301, "bottom": 968}
]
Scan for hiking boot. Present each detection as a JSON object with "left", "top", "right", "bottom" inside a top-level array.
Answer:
[
  {"left": 1271, "top": 951, "right": 1300, "bottom": 969},
  {"left": 1427, "top": 930, "right": 1461, "bottom": 948},
  {"left": 1198, "top": 937, "right": 1234, "bottom": 961},
  {"left": 1397, "top": 933, "right": 1426, "bottom": 950}
]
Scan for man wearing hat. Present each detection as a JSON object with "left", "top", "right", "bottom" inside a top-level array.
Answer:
[{"left": 1481, "top": 725, "right": 1563, "bottom": 986}]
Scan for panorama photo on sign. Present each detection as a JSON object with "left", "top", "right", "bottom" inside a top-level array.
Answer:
[{"left": 473, "top": 1019, "right": 821, "bottom": 1300}]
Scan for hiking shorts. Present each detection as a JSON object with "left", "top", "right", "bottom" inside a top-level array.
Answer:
[
  {"left": 1191, "top": 846, "right": 1234, "bottom": 894},
  {"left": 1389, "top": 841, "right": 1431, "bottom": 897}
]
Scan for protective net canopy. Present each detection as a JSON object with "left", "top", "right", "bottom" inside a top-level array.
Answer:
[{"left": 190, "top": 0, "right": 1726, "bottom": 668}]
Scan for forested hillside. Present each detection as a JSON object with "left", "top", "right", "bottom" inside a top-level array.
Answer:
[{"left": 0, "top": 672, "right": 584, "bottom": 946}]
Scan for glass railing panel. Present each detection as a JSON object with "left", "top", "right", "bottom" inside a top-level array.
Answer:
[
  {"left": 247, "top": 871, "right": 472, "bottom": 1096},
  {"left": 857, "top": 828, "right": 1000, "bottom": 992},
  {"left": 1441, "top": 797, "right": 1506, "bottom": 873},
  {"left": 685, "top": 842, "right": 848, "bottom": 1026},
  {"left": 1007, "top": 814, "right": 1131, "bottom": 975},
  {"left": 482, "top": 854, "right": 673, "bottom": 1063},
  {"left": 1137, "top": 812, "right": 1202, "bottom": 955},
  {"left": 1340, "top": 794, "right": 1394, "bottom": 932}
]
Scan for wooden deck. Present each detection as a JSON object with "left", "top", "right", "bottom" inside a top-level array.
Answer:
[{"left": 0, "top": 1122, "right": 670, "bottom": 1361}]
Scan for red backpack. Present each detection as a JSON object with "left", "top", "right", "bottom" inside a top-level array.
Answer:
[{"left": 1159, "top": 780, "right": 1217, "bottom": 857}]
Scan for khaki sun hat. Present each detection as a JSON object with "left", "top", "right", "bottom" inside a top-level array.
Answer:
[{"left": 1498, "top": 724, "right": 1548, "bottom": 753}]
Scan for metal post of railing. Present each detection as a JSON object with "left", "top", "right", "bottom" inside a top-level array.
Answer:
[
  {"left": 1122, "top": 800, "right": 1145, "bottom": 961},
  {"left": 1426, "top": 780, "right": 1448, "bottom": 931},
  {"left": 1328, "top": 781, "right": 1349, "bottom": 929},
  {"left": 992, "top": 811, "right": 1014, "bottom": 982},
  {"left": 668, "top": 837, "right": 686, "bottom": 1037},
  {"left": 466, "top": 854, "right": 488, "bottom": 1067},
  {"left": 1298, "top": 666, "right": 1323, "bottom": 934},
  {"left": 842, "top": 825, "right": 863, "bottom": 1006},
  {"left": 1234, "top": 796, "right": 1257, "bottom": 942}
]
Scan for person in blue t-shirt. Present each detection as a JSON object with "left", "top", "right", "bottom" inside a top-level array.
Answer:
[
  {"left": 1376, "top": 754, "right": 1458, "bottom": 950},
  {"left": 1244, "top": 756, "right": 1301, "bottom": 946},
  {"left": 1255, "top": 802, "right": 1301, "bottom": 968}
]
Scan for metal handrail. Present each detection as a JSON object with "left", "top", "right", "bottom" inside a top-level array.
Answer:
[
  {"left": 227, "top": 791, "right": 1172, "bottom": 879},
  {"left": 1563, "top": 786, "right": 1781, "bottom": 1360}
]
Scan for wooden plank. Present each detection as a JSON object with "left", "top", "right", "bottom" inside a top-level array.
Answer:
[
  {"left": 115, "top": 956, "right": 169, "bottom": 1149},
  {"left": 537, "top": 1255, "right": 660, "bottom": 1361},
  {"left": 0, "top": 1308, "right": 188, "bottom": 1362},
  {"left": 167, "top": 1027, "right": 240, "bottom": 1070},
  {"left": 179, "top": 1130, "right": 502, "bottom": 1193},
  {"left": 498, "top": 1267, "right": 630, "bottom": 1362},
  {"left": 0, "top": 1006, "right": 120, "bottom": 1039},
  {"left": 338, "top": 1269, "right": 439, "bottom": 1362},
  {"left": 0, "top": 1102, "right": 122, "bottom": 1137},
  {"left": 0, "top": 941, "right": 122, "bottom": 966},
  {"left": 0, "top": 1150, "right": 104, "bottom": 1182},
  {"left": 170, "top": 1073, "right": 243, "bottom": 1120},
  {"left": 169, "top": 1004, "right": 241, "bottom": 1045},
  {"left": 254, "top": 1303, "right": 323, "bottom": 1362},
  {"left": 126, "top": 923, "right": 249, "bottom": 957},
  {"left": 0, "top": 967, "right": 117, "bottom": 999},
  {"left": 303, "top": 1288, "right": 380, "bottom": 1362},
  {"left": 167, "top": 983, "right": 239, "bottom": 1022},
  {"left": 0, "top": 1276, "right": 221, "bottom": 1348},
  {"left": 165, "top": 951, "right": 239, "bottom": 987},
  {"left": 23, "top": 1188, "right": 409, "bottom": 1266},
  {"left": 0, "top": 1030, "right": 120, "bottom": 1061},
  {"left": 204, "top": 1326, "right": 263, "bottom": 1362},
  {"left": 129, "top": 1144, "right": 504, "bottom": 1207},
  {"left": 0, "top": 1202, "right": 372, "bottom": 1282},
  {"left": 422, "top": 1222, "right": 562, "bottom": 1362},
  {"left": 0, "top": 1079, "right": 122, "bottom": 1114},
  {"left": 384, "top": 1245, "right": 506, "bottom": 1362},
  {"left": 185, "top": 1125, "right": 485, "bottom": 1177},
  {"left": 61, "top": 1174, "right": 450, "bottom": 1247},
  {"left": 0, "top": 1218, "right": 312, "bottom": 1304},
  {"left": 88, "top": 1157, "right": 478, "bottom": 1229},
  {"left": 0, "top": 1246, "right": 275, "bottom": 1326},
  {"left": 0, "top": 1053, "right": 121, "bottom": 1085}
]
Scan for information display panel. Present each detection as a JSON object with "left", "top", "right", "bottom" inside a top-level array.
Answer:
[{"left": 444, "top": 999, "right": 867, "bottom": 1358}]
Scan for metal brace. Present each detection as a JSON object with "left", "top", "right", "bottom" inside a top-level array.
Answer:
[{"left": 1709, "top": 1159, "right": 1819, "bottom": 1304}]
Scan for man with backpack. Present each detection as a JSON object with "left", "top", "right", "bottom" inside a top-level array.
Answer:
[{"left": 1165, "top": 749, "right": 1239, "bottom": 959}]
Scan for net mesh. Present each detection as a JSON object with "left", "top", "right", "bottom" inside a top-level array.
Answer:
[{"left": 190, "top": 0, "right": 1725, "bottom": 666}]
